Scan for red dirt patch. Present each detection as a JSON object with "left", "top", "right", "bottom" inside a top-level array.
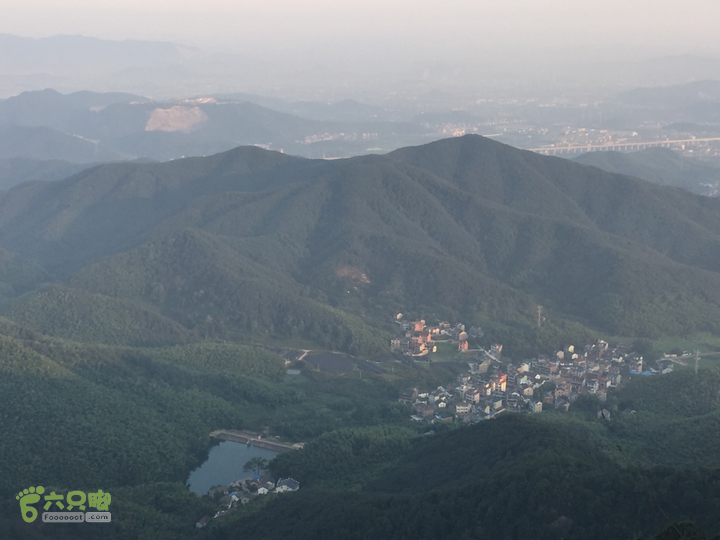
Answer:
[{"left": 336, "top": 265, "right": 370, "bottom": 284}]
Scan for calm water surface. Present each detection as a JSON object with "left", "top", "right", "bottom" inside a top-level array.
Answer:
[{"left": 187, "top": 441, "right": 278, "bottom": 495}]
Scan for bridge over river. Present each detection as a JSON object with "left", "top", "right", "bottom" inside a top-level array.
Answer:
[
  {"left": 529, "top": 137, "right": 720, "bottom": 155},
  {"left": 210, "top": 430, "right": 304, "bottom": 453}
]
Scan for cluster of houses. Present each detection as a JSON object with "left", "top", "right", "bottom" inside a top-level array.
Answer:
[
  {"left": 196, "top": 475, "right": 300, "bottom": 527},
  {"left": 400, "top": 339, "right": 672, "bottom": 423},
  {"left": 390, "top": 314, "right": 484, "bottom": 355}
]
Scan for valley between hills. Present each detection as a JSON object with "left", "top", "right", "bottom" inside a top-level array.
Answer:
[
  {"left": 4, "top": 135, "right": 720, "bottom": 539},
  {"left": 2, "top": 134, "right": 720, "bottom": 356}
]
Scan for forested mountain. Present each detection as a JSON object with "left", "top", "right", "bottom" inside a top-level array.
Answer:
[
  {"left": 2, "top": 135, "right": 720, "bottom": 354},
  {"left": 0, "top": 89, "right": 144, "bottom": 131},
  {"left": 574, "top": 147, "right": 720, "bottom": 196},
  {"left": 0, "top": 125, "right": 127, "bottom": 162},
  {"left": 0, "top": 316, "right": 403, "bottom": 501},
  {"left": 4, "top": 330, "right": 720, "bottom": 540},
  {"left": 244, "top": 415, "right": 720, "bottom": 540},
  {"left": 97, "top": 360, "right": 704, "bottom": 540},
  {"left": 4, "top": 135, "right": 720, "bottom": 539},
  {"left": 0, "top": 158, "right": 93, "bottom": 190},
  {"left": 186, "top": 368, "right": 720, "bottom": 540},
  {"left": 0, "top": 89, "right": 428, "bottom": 162},
  {"left": 0, "top": 315, "right": 412, "bottom": 539}
]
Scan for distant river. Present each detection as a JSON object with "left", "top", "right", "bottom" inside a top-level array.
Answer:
[{"left": 187, "top": 441, "right": 278, "bottom": 495}]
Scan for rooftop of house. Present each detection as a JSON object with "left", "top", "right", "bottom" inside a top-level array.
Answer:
[{"left": 277, "top": 478, "right": 300, "bottom": 490}]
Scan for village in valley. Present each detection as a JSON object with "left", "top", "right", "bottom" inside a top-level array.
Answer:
[
  {"left": 391, "top": 313, "right": 679, "bottom": 423},
  {"left": 196, "top": 311, "right": 692, "bottom": 529},
  {"left": 196, "top": 472, "right": 300, "bottom": 528}
]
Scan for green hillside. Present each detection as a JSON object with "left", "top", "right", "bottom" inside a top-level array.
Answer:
[
  {"left": 0, "top": 320, "right": 404, "bottom": 498},
  {"left": 2, "top": 136, "right": 720, "bottom": 354},
  {"left": 3, "top": 136, "right": 720, "bottom": 539},
  {"left": 219, "top": 414, "right": 720, "bottom": 540},
  {"left": 0, "top": 247, "right": 49, "bottom": 298},
  {"left": 2, "top": 318, "right": 720, "bottom": 538},
  {"left": 196, "top": 368, "right": 720, "bottom": 540},
  {"left": 573, "top": 147, "right": 720, "bottom": 196},
  {"left": 0, "top": 125, "right": 127, "bottom": 163},
  {"left": 0, "top": 322, "right": 718, "bottom": 540},
  {"left": 8, "top": 284, "right": 198, "bottom": 347},
  {"left": 0, "top": 158, "right": 92, "bottom": 190},
  {"left": 1, "top": 136, "right": 720, "bottom": 354},
  {"left": 64, "top": 228, "right": 391, "bottom": 355}
]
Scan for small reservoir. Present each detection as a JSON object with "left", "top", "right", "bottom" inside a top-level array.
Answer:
[{"left": 187, "top": 441, "right": 278, "bottom": 495}]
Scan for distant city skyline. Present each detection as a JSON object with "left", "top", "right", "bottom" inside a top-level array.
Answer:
[{"left": 3, "top": 0, "right": 720, "bottom": 66}]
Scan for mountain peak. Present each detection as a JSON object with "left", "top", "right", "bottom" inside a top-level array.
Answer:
[{"left": 2, "top": 137, "right": 720, "bottom": 352}]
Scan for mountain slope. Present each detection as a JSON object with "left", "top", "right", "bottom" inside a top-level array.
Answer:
[
  {"left": 234, "top": 415, "right": 720, "bottom": 540},
  {"left": 9, "top": 283, "right": 198, "bottom": 347},
  {"left": 3, "top": 136, "right": 720, "bottom": 351},
  {"left": 0, "top": 157, "right": 93, "bottom": 190},
  {"left": 389, "top": 136, "right": 720, "bottom": 273},
  {"left": 0, "top": 318, "right": 286, "bottom": 497},
  {"left": 0, "top": 125, "right": 127, "bottom": 162},
  {"left": 0, "top": 88, "right": 144, "bottom": 132},
  {"left": 573, "top": 147, "right": 720, "bottom": 196},
  {"left": 0, "top": 89, "right": 430, "bottom": 162},
  {"left": 62, "top": 228, "right": 391, "bottom": 354},
  {"left": 0, "top": 145, "right": 304, "bottom": 273}
]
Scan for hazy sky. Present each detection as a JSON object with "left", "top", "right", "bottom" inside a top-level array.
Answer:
[{"left": 4, "top": 0, "right": 720, "bottom": 64}]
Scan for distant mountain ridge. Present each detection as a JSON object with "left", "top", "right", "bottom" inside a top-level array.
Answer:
[
  {"left": 0, "top": 158, "right": 94, "bottom": 190},
  {"left": 0, "top": 34, "right": 193, "bottom": 74},
  {"left": 573, "top": 147, "right": 720, "bottom": 196},
  {"left": 2, "top": 135, "right": 720, "bottom": 353},
  {"left": 613, "top": 79, "right": 720, "bottom": 108},
  {"left": 0, "top": 125, "right": 128, "bottom": 162},
  {"left": 0, "top": 89, "right": 429, "bottom": 161}
]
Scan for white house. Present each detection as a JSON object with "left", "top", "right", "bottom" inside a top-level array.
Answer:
[{"left": 275, "top": 478, "right": 300, "bottom": 492}]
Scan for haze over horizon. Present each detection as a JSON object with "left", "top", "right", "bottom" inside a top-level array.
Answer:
[
  {"left": 5, "top": 2, "right": 720, "bottom": 539},
  {"left": 4, "top": 0, "right": 720, "bottom": 69}
]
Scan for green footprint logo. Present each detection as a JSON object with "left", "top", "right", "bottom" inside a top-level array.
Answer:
[{"left": 16, "top": 486, "right": 44, "bottom": 523}]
